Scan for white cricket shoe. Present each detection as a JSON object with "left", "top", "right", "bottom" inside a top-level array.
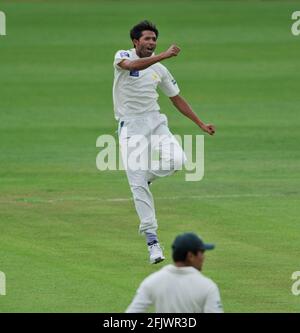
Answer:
[{"left": 148, "top": 243, "right": 165, "bottom": 264}]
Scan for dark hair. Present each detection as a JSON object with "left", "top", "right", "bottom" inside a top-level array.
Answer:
[
  {"left": 130, "top": 20, "right": 159, "bottom": 41},
  {"left": 172, "top": 249, "right": 200, "bottom": 262}
]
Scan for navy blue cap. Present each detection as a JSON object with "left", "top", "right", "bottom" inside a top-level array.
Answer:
[{"left": 172, "top": 232, "right": 215, "bottom": 257}]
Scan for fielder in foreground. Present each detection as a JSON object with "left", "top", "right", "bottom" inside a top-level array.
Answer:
[
  {"left": 126, "top": 232, "right": 223, "bottom": 313},
  {"left": 113, "top": 20, "right": 216, "bottom": 264}
]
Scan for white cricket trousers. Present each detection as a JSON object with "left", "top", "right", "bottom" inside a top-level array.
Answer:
[{"left": 118, "top": 111, "right": 187, "bottom": 235}]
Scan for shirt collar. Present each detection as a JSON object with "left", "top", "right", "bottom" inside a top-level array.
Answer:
[{"left": 164, "top": 264, "right": 200, "bottom": 274}]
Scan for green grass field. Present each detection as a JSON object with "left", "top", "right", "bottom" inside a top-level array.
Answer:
[{"left": 0, "top": 0, "right": 300, "bottom": 312}]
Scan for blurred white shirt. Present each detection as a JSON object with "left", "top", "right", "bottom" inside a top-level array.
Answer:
[
  {"left": 113, "top": 48, "right": 180, "bottom": 120},
  {"left": 126, "top": 264, "right": 224, "bottom": 313}
]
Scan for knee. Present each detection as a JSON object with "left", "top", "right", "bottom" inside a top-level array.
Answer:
[
  {"left": 172, "top": 151, "right": 187, "bottom": 171},
  {"left": 130, "top": 183, "right": 149, "bottom": 197}
]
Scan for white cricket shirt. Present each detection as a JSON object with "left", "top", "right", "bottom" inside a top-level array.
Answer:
[
  {"left": 126, "top": 264, "right": 224, "bottom": 313},
  {"left": 113, "top": 48, "right": 180, "bottom": 120}
]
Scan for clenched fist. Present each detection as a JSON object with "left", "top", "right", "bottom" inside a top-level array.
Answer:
[
  {"left": 162, "top": 44, "right": 181, "bottom": 59},
  {"left": 200, "top": 124, "right": 216, "bottom": 136}
]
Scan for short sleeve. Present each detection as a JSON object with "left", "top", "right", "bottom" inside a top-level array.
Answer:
[
  {"left": 113, "top": 50, "right": 131, "bottom": 69},
  {"left": 158, "top": 66, "right": 180, "bottom": 97},
  {"left": 204, "top": 283, "right": 224, "bottom": 313}
]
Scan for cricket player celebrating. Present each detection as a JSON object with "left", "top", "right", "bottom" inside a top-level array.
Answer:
[{"left": 113, "top": 20, "right": 215, "bottom": 264}]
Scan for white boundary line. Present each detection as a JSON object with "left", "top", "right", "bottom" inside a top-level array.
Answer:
[{"left": 0, "top": 193, "right": 294, "bottom": 204}]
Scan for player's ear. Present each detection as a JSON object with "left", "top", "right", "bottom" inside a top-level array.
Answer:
[
  {"left": 132, "top": 38, "right": 139, "bottom": 48},
  {"left": 186, "top": 251, "right": 194, "bottom": 262}
]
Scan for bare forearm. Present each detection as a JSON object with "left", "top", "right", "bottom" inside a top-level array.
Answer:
[
  {"left": 171, "top": 95, "right": 204, "bottom": 127},
  {"left": 119, "top": 45, "right": 181, "bottom": 71},
  {"left": 126, "top": 53, "right": 166, "bottom": 71},
  {"left": 170, "top": 95, "right": 216, "bottom": 135}
]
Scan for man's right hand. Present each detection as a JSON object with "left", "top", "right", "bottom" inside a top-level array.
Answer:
[
  {"left": 162, "top": 44, "right": 181, "bottom": 59},
  {"left": 119, "top": 45, "right": 181, "bottom": 71}
]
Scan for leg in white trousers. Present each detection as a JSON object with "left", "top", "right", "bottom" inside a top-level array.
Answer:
[{"left": 119, "top": 112, "right": 187, "bottom": 235}]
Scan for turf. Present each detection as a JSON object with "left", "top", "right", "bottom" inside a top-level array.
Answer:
[{"left": 0, "top": 0, "right": 299, "bottom": 312}]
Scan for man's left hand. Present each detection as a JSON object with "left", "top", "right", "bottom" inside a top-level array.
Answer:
[{"left": 200, "top": 124, "right": 216, "bottom": 135}]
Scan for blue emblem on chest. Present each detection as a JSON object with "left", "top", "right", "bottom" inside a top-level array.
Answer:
[{"left": 129, "top": 70, "right": 139, "bottom": 77}]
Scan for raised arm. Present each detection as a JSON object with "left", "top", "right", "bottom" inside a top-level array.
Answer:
[
  {"left": 170, "top": 95, "right": 216, "bottom": 135},
  {"left": 118, "top": 45, "right": 181, "bottom": 71}
]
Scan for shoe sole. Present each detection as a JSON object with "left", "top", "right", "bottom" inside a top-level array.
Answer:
[{"left": 151, "top": 257, "right": 165, "bottom": 264}]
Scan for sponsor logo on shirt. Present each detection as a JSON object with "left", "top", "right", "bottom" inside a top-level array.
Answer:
[
  {"left": 120, "top": 51, "right": 130, "bottom": 58},
  {"left": 129, "top": 70, "right": 139, "bottom": 77},
  {"left": 152, "top": 73, "right": 159, "bottom": 81}
]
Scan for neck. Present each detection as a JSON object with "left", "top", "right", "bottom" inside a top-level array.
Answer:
[
  {"left": 174, "top": 262, "right": 201, "bottom": 271},
  {"left": 135, "top": 50, "right": 144, "bottom": 58},
  {"left": 174, "top": 262, "right": 189, "bottom": 268}
]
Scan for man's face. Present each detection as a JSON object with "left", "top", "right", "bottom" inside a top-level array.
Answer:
[{"left": 133, "top": 30, "right": 157, "bottom": 58}]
